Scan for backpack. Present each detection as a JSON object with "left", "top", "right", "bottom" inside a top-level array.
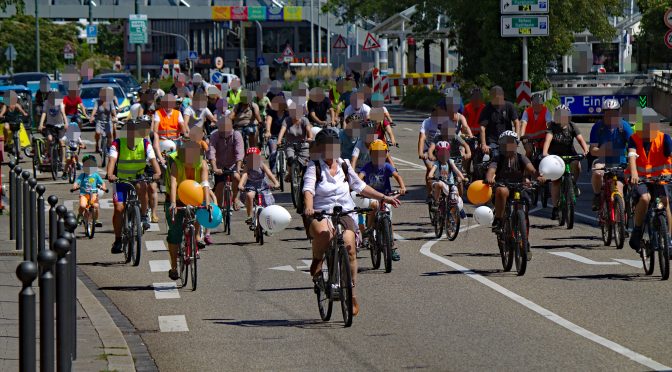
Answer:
[{"left": 301, "top": 160, "right": 353, "bottom": 236}]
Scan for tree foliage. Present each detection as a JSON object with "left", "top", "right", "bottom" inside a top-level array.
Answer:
[
  {"left": 636, "top": 0, "right": 672, "bottom": 68},
  {"left": 0, "top": 0, "right": 24, "bottom": 14}
]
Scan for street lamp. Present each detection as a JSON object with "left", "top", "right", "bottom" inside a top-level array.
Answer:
[{"left": 150, "top": 29, "right": 192, "bottom": 76}]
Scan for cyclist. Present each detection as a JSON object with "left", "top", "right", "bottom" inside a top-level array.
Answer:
[
  {"left": 339, "top": 114, "right": 362, "bottom": 160},
  {"left": 183, "top": 92, "right": 216, "bottom": 133},
  {"left": 1, "top": 90, "right": 29, "bottom": 158},
  {"left": 71, "top": 154, "right": 106, "bottom": 226},
  {"left": 303, "top": 128, "right": 401, "bottom": 316},
  {"left": 542, "top": 105, "right": 589, "bottom": 220},
  {"left": 152, "top": 94, "right": 188, "bottom": 166},
  {"left": 419, "top": 100, "right": 450, "bottom": 200},
  {"left": 208, "top": 117, "right": 244, "bottom": 211},
  {"left": 626, "top": 109, "right": 672, "bottom": 252},
  {"left": 34, "top": 77, "right": 50, "bottom": 119},
  {"left": 131, "top": 89, "right": 157, "bottom": 120},
  {"left": 231, "top": 91, "right": 262, "bottom": 148},
  {"left": 63, "top": 88, "right": 87, "bottom": 122},
  {"left": 307, "top": 87, "right": 335, "bottom": 128},
  {"left": 166, "top": 140, "right": 211, "bottom": 280},
  {"left": 358, "top": 139, "right": 407, "bottom": 261},
  {"left": 621, "top": 98, "right": 641, "bottom": 130},
  {"left": 226, "top": 79, "right": 242, "bottom": 109},
  {"left": 351, "top": 121, "right": 397, "bottom": 171},
  {"left": 107, "top": 122, "right": 162, "bottom": 254},
  {"left": 343, "top": 92, "right": 371, "bottom": 120},
  {"left": 169, "top": 73, "right": 191, "bottom": 98},
  {"left": 520, "top": 93, "right": 551, "bottom": 160},
  {"left": 589, "top": 99, "right": 633, "bottom": 211},
  {"left": 428, "top": 141, "right": 466, "bottom": 218},
  {"left": 264, "top": 94, "right": 290, "bottom": 172},
  {"left": 277, "top": 102, "right": 313, "bottom": 183},
  {"left": 37, "top": 91, "right": 67, "bottom": 166},
  {"left": 190, "top": 73, "right": 210, "bottom": 95},
  {"left": 485, "top": 131, "right": 541, "bottom": 235},
  {"left": 239, "top": 147, "right": 280, "bottom": 224},
  {"left": 136, "top": 116, "right": 161, "bottom": 224},
  {"left": 370, "top": 93, "right": 398, "bottom": 146},
  {"left": 89, "top": 87, "right": 117, "bottom": 159},
  {"left": 479, "top": 86, "right": 520, "bottom": 158},
  {"left": 63, "top": 117, "right": 85, "bottom": 171},
  {"left": 463, "top": 87, "right": 485, "bottom": 138}
]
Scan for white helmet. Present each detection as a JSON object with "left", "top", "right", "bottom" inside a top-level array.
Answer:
[
  {"left": 259, "top": 205, "right": 292, "bottom": 234},
  {"left": 498, "top": 130, "right": 519, "bottom": 145},
  {"left": 602, "top": 99, "right": 620, "bottom": 111},
  {"left": 310, "top": 126, "right": 322, "bottom": 138},
  {"left": 159, "top": 139, "right": 177, "bottom": 154}
]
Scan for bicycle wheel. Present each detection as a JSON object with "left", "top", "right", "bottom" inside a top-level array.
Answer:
[
  {"left": 498, "top": 231, "right": 513, "bottom": 272},
  {"left": 290, "top": 162, "right": 302, "bottom": 209},
  {"left": 445, "top": 204, "right": 460, "bottom": 241},
  {"left": 178, "top": 230, "right": 189, "bottom": 288},
  {"left": 600, "top": 199, "right": 613, "bottom": 247},
  {"left": 89, "top": 214, "right": 96, "bottom": 239},
  {"left": 434, "top": 200, "right": 444, "bottom": 238},
  {"left": 566, "top": 178, "right": 576, "bottom": 230},
  {"left": 224, "top": 187, "right": 232, "bottom": 235},
  {"left": 316, "top": 252, "right": 332, "bottom": 321},
  {"left": 131, "top": 205, "right": 142, "bottom": 267},
  {"left": 68, "top": 164, "right": 76, "bottom": 184},
  {"left": 189, "top": 225, "right": 198, "bottom": 290},
  {"left": 122, "top": 211, "right": 132, "bottom": 264},
  {"left": 277, "top": 151, "right": 285, "bottom": 192},
  {"left": 369, "top": 230, "right": 381, "bottom": 270},
  {"left": 428, "top": 197, "right": 436, "bottom": 225},
  {"left": 655, "top": 214, "right": 670, "bottom": 280},
  {"left": 100, "top": 137, "right": 107, "bottom": 167},
  {"left": 50, "top": 145, "right": 59, "bottom": 181},
  {"left": 31, "top": 140, "right": 39, "bottom": 176},
  {"left": 530, "top": 186, "right": 539, "bottom": 206},
  {"left": 83, "top": 213, "right": 91, "bottom": 238},
  {"left": 613, "top": 195, "right": 626, "bottom": 250},
  {"left": 514, "top": 210, "right": 528, "bottom": 276},
  {"left": 338, "top": 244, "right": 353, "bottom": 327},
  {"left": 381, "top": 216, "right": 393, "bottom": 273}
]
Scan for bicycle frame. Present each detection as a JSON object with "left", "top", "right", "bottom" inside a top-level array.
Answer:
[{"left": 600, "top": 168, "right": 623, "bottom": 224}]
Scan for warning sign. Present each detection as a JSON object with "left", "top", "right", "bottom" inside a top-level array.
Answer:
[
  {"left": 281, "top": 45, "right": 295, "bottom": 63},
  {"left": 332, "top": 35, "right": 347, "bottom": 49},
  {"left": 362, "top": 33, "right": 380, "bottom": 51}
]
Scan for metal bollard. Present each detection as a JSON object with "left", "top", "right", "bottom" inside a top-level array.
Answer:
[
  {"left": 36, "top": 186, "right": 46, "bottom": 254},
  {"left": 28, "top": 178, "right": 37, "bottom": 262},
  {"left": 38, "top": 249, "right": 57, "bottom": 372},
  {"left": 9, "top": 160, "right": 15, "bottom": 240},
  {"left": 64, "top": 214, "right": 78, "bottom": 361},
  {"left": 56, "top": 205, "right": 67, "bottom": 239},
  {"left": 53, "top": 237, "right": 71, "bottom": 372},
  {"left": 47, "top": 196, "right": 58, "bottom": 250},
  {"left": 22, "top": 171, "right": 31, "bottom": 258},
  {"left": 16, "top": 260, "right": 38, "bottom": 372},
  {"left": 14, "top": 166, "right": 22, "bottom": 251}
]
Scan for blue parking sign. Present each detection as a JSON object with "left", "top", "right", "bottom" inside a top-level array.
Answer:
[{"left": 86, "top": 25, "right": 97, "bottom": 38}]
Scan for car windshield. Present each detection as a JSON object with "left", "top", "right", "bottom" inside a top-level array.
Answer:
[
  {"left": 81, "top": 86, "right": 125, "bottom": 102},
  {"left": 101, "top": 75, "right": 139, "bottom": 90}
]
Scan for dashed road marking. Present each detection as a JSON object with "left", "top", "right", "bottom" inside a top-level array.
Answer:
[
  {"left": 549, "top": 252, "right": 620, "bottom": 266},
  {"left": 153, "top": 282, "right": 180, "bottom": 299},
  {"left": 612, "top": 259, "right": 643, "bottom": 269},
  {"left": 149, "top": 260, "right": 170, "bottom": 272},
  {"left": 575, "top": 211, "right": 598, "bottom": 222},
  {"left": 296, "top": 260, "right": 311, "bottom": 270},
  {"left": 146, "top": 240, "right": 167, "bottom": 252},
  {"left": 269, "top": 265, "right": 295, "bottom": 272},
  {"left": 391, "top": 156, "right": 426, "bottom": 170},
  {"left": 394, "top": 233, "right": 407, "bottom": 241},
  {"left": 158, "top": 315, "right": 189, "bottom": 332},
  {"left": 147, "top": 223, "right": 160, "bottom": 232},
  {"left": 403, "top": 128, "right": 413, "bottom": 131}
]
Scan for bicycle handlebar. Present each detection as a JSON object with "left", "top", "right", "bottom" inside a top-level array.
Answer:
[{"left": 559, "top": 154, "right": 585, "bottom": 161}]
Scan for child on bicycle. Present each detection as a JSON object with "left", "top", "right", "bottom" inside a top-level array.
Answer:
[
  {"left": 542, "top": 105, "right": 589, "bottom": 220},
  {"left": 238, "top": 147, "right": 280, "bottom": 225},
  {"left": 428, "top": 141, "right": 466, "bottom": 219},
  {"left": 71, "top": 155, "right": 106, "bottom": 226},
  {"left": 64, "top": 118, "right": 86, "bottom": 171},
  {"left": 358, "top": 139, "right": 407, "bottom": 261}
]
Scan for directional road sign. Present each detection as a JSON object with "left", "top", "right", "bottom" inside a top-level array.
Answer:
[
  {"left": 501, "top": 15, "right": 549, "bottom": 37},
  {"left": 129, "top": 14, "right": 148, "bottom": 44},
  {"left": 5, "top": 44, "right": 16, "bottom": 61},
  {"left": 188, "top": 51, "right": 198, "bottom": 60},
  {"left": 86, "top": 24, "right": 98, "bottom": 44},
  {"left": 256, "top": 56, "right": 266, "bottom": 66},
  {"left": 501, "top": 0, "right": 548, "bottom": 14},
  {"left": 210, "top": 71, "right": 224, "bottom": 84}
]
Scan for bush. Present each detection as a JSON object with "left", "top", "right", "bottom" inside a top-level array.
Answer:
[{"left": 402, "top": 86, "right": 444, "bottom": 111}]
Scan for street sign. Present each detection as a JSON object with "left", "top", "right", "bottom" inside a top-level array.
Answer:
[
  {"left": 129, "top": 14, "right": 148, "bottom": 44},
  {"left": 501, "top": 0, "right": 548, "bottom": 14},
  {"left": 86, "top": 24, "right": 98, "bottom": 44},
  {"left": 332, "top": 35, "right": 347, "bottom": 49},
  {"left": 561, "top": 95, "right": 645, "bottom": 116},
  {"left": 215, "top": 56, "right": 224, "bottom": 69},
  {"left": 63, "top": 42, "right": 75, "bottom": 60},
  {"left": 210, "top": 71, "right": 224, "bottom": 84},
  {"left": 256, "top": 56, "right": 266, "bottom": 66},
  {"left": 515, "top": 81, "right": 531, "bottom": 106},
  {"left": 281, "top": 45, "right": 294, "bottom": 63},
  {"left": 363, "top": 33, "right": 381, "bottom": 50},
  {"left": 5, "top": 44, "right": 16, "bottom": 61},
  {"left": 665, "top": 8, "right": 672, "bottom": 29},
  {"left": 501, "top": 15, "right": 548, "bottom": 37},
  {"left": 188, "top": 51, "right": 198, "bottom": 60},
  {"left": 665, "top": 30, "right": 672, "bottom": 49}
]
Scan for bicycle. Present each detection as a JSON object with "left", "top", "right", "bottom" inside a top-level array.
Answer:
[
  {"left": 523, "top": 137, "right": 548, "bottom": 208},
  {"left": 557, "top": 154, "right": 584, "bottom": 229},
  {"left": 64, "top": 144, "right": 81, "bottom": 184},
  {"left": 310, "top": 206, "right": 367, "bottom": 328},
  {"left": 112, "top": 176, "right": 150, "bottom": 267},
  {"left": 272, "top": 137, "right": 286, "bottom": 192},
  {"left": 248, "top": 186, "right": 273, "bottom": 245},
  {"left": 5, "top": 114, "right": 30, "bottom": 164},
  {"left": 216, "top": 168, "right": 236, "bottom": 235},
  {"left": 493, "top": 181, "right": 536, "bottom": 276},
  {"left": 361, "top": 192, "right": 398, "bottom": 273},
  {"left": 431, "top": 181, "right": 461, "bottom": 241},
  {"left": 42, "top": 126, "right": 64, "bottom": 181},
  {"left": 172, "top": 204, "right": 211, "bottom": 291},
  {"left": 633, "top": 176, "right": 670, "bottom": 280},
  {"left": 598, "top": 166, "right": 627, "bottom": 249},
  {"left": 71, "top": 188, "right": 107, "bottom": 239},
  {"left": 97, "top": 121, "right": 110, "bottom": 167},
  {"left": 284, "top": 142, "right": 310, "bottom": 210}
]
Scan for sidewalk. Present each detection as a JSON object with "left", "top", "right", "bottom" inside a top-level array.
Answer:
[{"left": 0, "top": 212, "right": 135, "bottom": 371}]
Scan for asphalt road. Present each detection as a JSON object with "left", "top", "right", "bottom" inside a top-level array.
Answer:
[{"left": 13, "top": 106, "right": 672, "bottom": 371}]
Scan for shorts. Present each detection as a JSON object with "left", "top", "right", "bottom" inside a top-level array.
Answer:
[
  {"left": 286, "top": 143, "right": 309, "bottom": 164},
  {"left": 96, "top": 120, "right": 113, "bottom": 134},
  {"left": 43, "top": 125, "right": 65, "bottom": 141},
  {"left": 80, "top": 193, "right": 98, "bottom": 207},
  {"left": 492, "top": 184, "right": 531, "bottom": 205},
  {"left": 144, "top": 164, "right": 155, "bottom": 179},
  {"left": 235, "top": 125, "right": 257, "bottom": 136},
  {"left": 305, "top": 214, "right": 357, "bottom": 237},
  {"left": 633, "top": 183, "right": 667, "bottom": 203},
  {"left": 242, "top": 188, "right": 275, "bottom": 206},
  {"left": 112, "top": 182, "right": 132, "bottom": 203},
  {"left": 165, "top": 202, "right": 185, "bottom": 245}
]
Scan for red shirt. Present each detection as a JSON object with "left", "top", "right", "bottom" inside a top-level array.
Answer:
[{"left": 63, "top": 96, "right": 83, "bottom": 116}]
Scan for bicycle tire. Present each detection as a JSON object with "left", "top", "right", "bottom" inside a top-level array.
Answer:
[
  {"left": 131, "top": 205, "right": 142, "bottom": 267},
  {"left": 498, "top": 217, "right": 514, "bottom": 272},
  {"left": 316, "top": 253, "right": 332, "bottom": 321},
  {"left": 369, "top": 230, "right": 381, "bottom": 270},
  {"left": 12, "top": 133, "right": 20, "bottom": 164},
  {"left": 428, "top": 198, "right": 436, "bottom": 225},
  {"left": 83, "top": 213, "right": 91, "bottom": 238},
  {"left": 381, "top": 216, "right": 393, "bottom": 273},
  {"left": 50, "top": 144, "right": 59, "bottom": 181},
  {"left": 656, "top": 214, "right": 670, "bottom": 280},
  {"left": 100, "top": 136, "right": 107, "bottom": 167},
  {"left": 178, "top": 230, "right": 188, "bottom": 288},
  {"left": 613, "top": 195, "right": 626, "bottom": 249},
  {"left": 257, "top": 221, "right": 264, "bottom": 245},
  {"left": 530, "top": 186, "right": 539, "bottom": 206},
  {"left": 277, "top": 151, "right": 286, "bottom": 192},
  {"left": 68, "top": 164, "right": 76, "bottom": 184},
  {"left": 290, "top": 162, "right": 301, "bottom": 209},
  {"left": 224, "top": 186, "right": 232, "bottom": 235},
  {"left": 338, "top": 244, "right": 353, "bottom": 328},
  {"left": 434, "top": 199, "right": 444, "bottom": 238},
  {"left": 566, "top": 177, "right": 576, "bottom": 230},
  {"left": 446, "top": 204, "right": 460, "bottom": 241},
  {"left": 89, "top": 215, "right": 96, "bottom": 239},
  {"left": 122, "top": 210, "right": 132, "bottom": 264},
  {"left": 189, "top": 225, "right": 198, "bottom": 290},
  {"left": 641, "top": 225, "right": 655, "bottom": 275},
  {"left": 514, "top": 209, "right": 528, "bottom": 276},
  {"left": 600, "top": 199, "right": 613, "bottom": 247}
]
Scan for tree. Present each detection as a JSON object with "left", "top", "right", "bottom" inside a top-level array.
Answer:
[
  {"left": 0, "top": 0, "right": 24, "bottom": 13},
  {"left": 636, "top": 0, "right": 672, "bottom": 69}
]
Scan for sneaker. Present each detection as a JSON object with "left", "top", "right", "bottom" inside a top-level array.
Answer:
[
  {"left": 168, "top": 269, "right": 179, "bottom": 280},
  {"left": 76, "top": 162, "right": 82, "bottom": 171},
  {"left": 391, "top": 249, "right": 400, "bottom": 261},
  {"left": 110, "top": 240, "right": 123, "bottom": 254},
  {"left": 551, "top": 207, "right": 559, "bottom": 220},
  {"left": 245, "top": 217, "right": 253, "bottom": 225},
  {"left": 629, "top": 227, "right": 643, "bottom": 253},
  {"left": 459, "top": 209, "right": 467, "bottom": 219},
  {"left": 94, "top": 220, "right": 102, "bottom": 228},
  {"left": 141, "top": 216, "right": 150, "bottom": 231},
  {"left": 574, "top": 184, "right": 581, "bottom": 197},
  {"left": 204, "top": 234, "right": 213, "bottom": 245},
  {"left": 197, "top": 240, "right": 206, "bottom": 250},
  {"left": 492, "top": 219, "right": 503, "bottom": 234},
  {"left": 592, "top": 194, "right": 601, "bottom": 211},
  {"left": 151, "top": 214, "right": 159, "bottom": 223},
  {"left": 61, "top": 172, "right": 67, "bottom": 180}
]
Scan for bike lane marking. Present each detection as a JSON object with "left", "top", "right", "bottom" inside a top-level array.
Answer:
[
  {"left": 146, "top": 240, "right": 167, "bottom": 252},
  {"left": 158, "top": 315, "right": 189, "bottom": 332},
  {"left": 149, "top": 260, "right": 170, "bottom": 272},
  {"left": 420, "top": 227, "right": 671, "bottom": 371},
  {"left": 549, "top": 252, "right": 620, "bottom": 265},
  {"left": 153, "top": 282, "right": 180, "bottom": 299},
  {"left": 612, "top": 259, "right": 643, "bottom": 268}
]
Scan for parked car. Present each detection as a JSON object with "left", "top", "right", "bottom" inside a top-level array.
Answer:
[
  {"left": 25, "top": 81, "right": 68, "bottom": 99},
  {"left": 95, "top": 73, "right": 141, "bottom": 95},
  {"left": 80, "top": 82, "right": 131, "bottom": 123},
  {"left": 84, "top": 77, "right": 135, "bottom": 100},
  {"left": 11, "top": 72, "right": 50, "bottom": 87}
]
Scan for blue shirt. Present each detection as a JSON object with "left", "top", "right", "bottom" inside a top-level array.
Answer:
[
  {"left": 75, "top": 172, "right": 104, "bottom": 195},
  {"left": 339, "top": 130, "right": 358, "bottom": 161},
  {"left": 360, "top": 162, "right": 396, "bottom": 194},
  {"left": 589, "top": 119, "right": 633, "bottom": 165}
]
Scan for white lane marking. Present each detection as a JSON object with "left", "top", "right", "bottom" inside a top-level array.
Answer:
[
  {"left": 612, "top": 259, "right": 643, "bottom": 269},
  {"left": 549, "top": 252, "right": 620, "bottom": 266},
  {"left": 158, "top": 315, "right": 189, "bottom": 332},
  {"left": 394, "top": 233, "right": 407, "bottom": 241},
  {"left": 153, "top": 282, "right": 180, "bottom": 299},
  {"left": 149, "top": 260, "right": 171, "bottom": 272},
  {"left": 147, "top": 223, "right": 160, "bottom": 232},
  {"left": 391, "top": 156, "right": 426, "bottom": 170},
  {"left": 81, "top": 139, "right": 95, "bottom": 145},
  {"left": 420, "top": 239, "right": 670, "bottom": 371},
  {"left": 296, "top": 260, "right": 312, "bottom": 270},
  {"left": 269, "top": 265, "right": 295, "bottom": 272},
  {"left": 403, "top": 128, "right": 413, "bottom": 131},
  {"left": 575, "top": 211, "right": 598, "bottom": 222},
  {"left": 146, "top": 240, "right": 167, "bottom": 252}
]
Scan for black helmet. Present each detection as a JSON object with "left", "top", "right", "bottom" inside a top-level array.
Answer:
[{"left": 315, "top": 128, "right": 339, "bottom": 145}]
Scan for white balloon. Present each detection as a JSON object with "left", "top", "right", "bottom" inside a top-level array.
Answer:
[
  {"left": 482, "top": 154, "right": 490, "bottom": 162},
  {"left": 539, "top": 155, "right": 566, "bottom": 181},
  {"left": 474, "top": 206, "right": 494, "bottom": 226},
  {"left": 259, "top": 205, "right": 292, "bottom": 234},
  {"left": 159, "top": 139, "right": 177, "bottom": 154},
  {"left": 350, "top": 191, "right": 371, "bottom": 209}
]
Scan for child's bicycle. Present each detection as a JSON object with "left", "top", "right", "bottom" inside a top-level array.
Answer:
[
  {"left": 248, "top": 186, "right": 274, "bottom": 245},
  {"left": 71, "top": 188, "right": 108, "bottom": 239},
  {"left": 64, "top": 143, "right": 84, "bottom": 184},
  {"left": 171, "top": 204, "right": 212, "bottom": 291}
]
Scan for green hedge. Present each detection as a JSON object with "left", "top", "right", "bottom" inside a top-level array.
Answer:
[{"left": 402, "top": 86, "right": 444, "bottom": 111}]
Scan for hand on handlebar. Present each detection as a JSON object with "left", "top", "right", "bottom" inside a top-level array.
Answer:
[
  {"left": 485, "top": 173, "right": 496, "bottom": 185},
  {"left": 481, "top": 143, "right": 491, "bottom": 154},
  {"left": 213, "top": 168, "right": 223, "bottom": 176},
  {"left": 152, "top": 173, "right": 161, "bottom": 181},
  {"left": 419, "top": 153, "right": 428, "bottom": 160},
  {"left": 630, "top": 173, "right": 640, "bottom": 185},
  {"left": 264, "top": 131, "right": 271, "bottom": 139},
  {"left": 107, "top": 174, "right": 117, "bottom": 182},
  {"left": 384, "top": 194, "right": 402, "bottom": 208},
  {"left": 399, "top": 187, "right": 407, "bottom": 196},
  {"left": 304, "top": 206, "right": 315, "bottom": 217}
]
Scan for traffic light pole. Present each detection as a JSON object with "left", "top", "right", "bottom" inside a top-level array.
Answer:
[{"left": 35, "top": 0, "right": 39, "bottom": 72}]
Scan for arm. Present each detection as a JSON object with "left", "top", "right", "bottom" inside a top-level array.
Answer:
[
  {"left": 392, "top": 171, "right": 407, "bottom": 194},
  {"left": 253, "top": 106, "right": 262, "bottom": 125},
  {"left": 428, "top": 143, "right": 436, "bottom": 161},
  {"left": 106, "top": 154, "right": 118, "bottom": 181},
  {"left": 277, "top": 125, "right": 287, "bottom": 145},
  {"left": 200, "top": 160, "right": 211, "bottom": 205},
  {"left": 17, "top": 104, "right": 28, "bottom": 116},
  {"left": 305, "top": 123, "right": 314, "bottom": 141},
  {"left": 89, "top": 102, "right": 98, "bottom": 123},
  {"left": 153, "top": 130, "right": 163, "bottom": 164},
  {"left": 576, "top": 135, "right": 589, "bottom": 155},
  {"left": 262, "top": 163, "right": 280, "bottom": 188},
  {"left": 418, "top": 133, "right": 426, "bottom": 159},
  {"left": 264, "top": 115, "right": 272, "bottom": 138},
  {"left": 427, "top": 165, "right": 437, "bottom": 179},
  {"left": 39, "top": 112, "right": 46, "bottom": 130},
  {"left": 460, "top": 116, "right": 472, "bottom": 137},
  {"left": 149, "top": 158, "right": 161, "bottom": 180},
  {"left": 170, "top": 163, "right": 178, "bottom": 206},
  {"left": 519, "top": 120, "right": 527, "bottom": 138},
  {"left": 60, "top": 105, "right": 68, "bottom": 125},
  {"left": 449, "top": 161, "right": 464, "bottom": 182},
  {"left": 358, "top": 171, "right": 365, "bottom": 180},
  {"left": 628, "top": 148, "right": 639, "bottom": 183},
  {"left": 329, "top": 107, "right": 336, "bottom": 125},
  {"left": 385, "top": 125, "right": 397, "bottom": 146},
  {"left": 480, "top": 125, "right": 488, "bottom": 152},
  {"left": 309, "top": 110, "right": 322, "bottom": 125},
  {"left": 542, "top": 132, "right": 553, "bottom": 157},
  {"left": 514, "top": 119, "right": 521, "bottom": 136}
]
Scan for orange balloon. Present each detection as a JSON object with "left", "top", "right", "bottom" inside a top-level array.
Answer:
[
  {"left": 467, "top": 180, "right": 492, "bottom": 205},
  {"left": 177, "top": 180, "right": 204, "bottom": 206}
]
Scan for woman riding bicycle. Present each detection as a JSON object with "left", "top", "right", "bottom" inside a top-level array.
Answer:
[
  {"left": 303, "top": 128, "right": 401, "bottom": 316},
  {"left": 264, "top": 94, "right": 290, "bottom": 172},
  {"left": 542, "top": 105, "right": 589, "bottom": 220},
  {"left": 1, "top": 90, "right": 29, "bottom": 158},
  {"left": 277, "top": 102, "right": 313, "bottom": 183},
  {"left": 231, "top": 91, "right": 262, "bottom": 148},
  {"left": 89, "top": 87, "right": 117, "bottom": 156},
  {"left": 38, "top": 91, "right": 68, "bottom": 166},
  {"left": 183, "top": 92, "right": 216, "bottom": 134}
]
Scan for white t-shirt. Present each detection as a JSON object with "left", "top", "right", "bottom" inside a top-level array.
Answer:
[
  {"left": 183, "top": 106, "right": 213, "bottom": 128},
  {"left": 344, "top": 103, "right": 371, "bottom": 119},
  {"left": 62, "top": 123, "right": 83, "bottom": 147},
  {"left": 302, "top": 158, "right": 366, "bottom": 214}
]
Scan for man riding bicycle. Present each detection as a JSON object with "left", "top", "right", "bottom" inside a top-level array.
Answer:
[
  {"left": 479, "top": 86, "right": 520, "bottom": 159},
  {"left": 308, "top": 87, "right": 336, "bottom": 128},
  {"left": 107, "top": 121, "right": 162, "bottom": 254},
  {"left": 208, "top": 117, "right": 244, "bottom": 211},
  {"left": 520, "top": 93, "right": 551, "bottom": 160},
  {"left": 152, "top": 94, "right": 188, "bottom": 166}
]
